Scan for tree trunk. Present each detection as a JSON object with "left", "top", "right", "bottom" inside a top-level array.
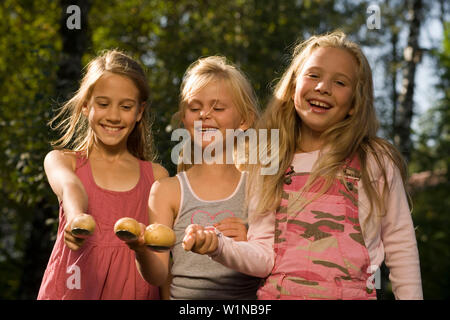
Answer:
[
  {"left": 56, "top": 0, "right": 92, "bottom": 100},
  {"left": 390, "top": 29, "right": 399, "bottom": 139},
  {"left": 438, "top": 0, "right": 447, "bottom": 28},
  {"left": 394, "top": 0, "right": 423, "bottom": 163}
]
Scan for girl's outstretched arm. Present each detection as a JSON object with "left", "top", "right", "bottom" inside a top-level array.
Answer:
[
  {"left": 44, "top": 150, "right": 90, "bottom": 250},
  {"left": 130, "top": 176, "right": 178, "bottom": 286},
  {"left": 183, "top": 210, "right": 275, "bottom": 278},
  {"left": 125, "top": 221, "right": 170, "bottom": 287}
]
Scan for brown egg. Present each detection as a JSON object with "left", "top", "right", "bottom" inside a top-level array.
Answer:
[
  {"left": 70, "top": 213, "right": 96, "bottom": 238},
  {"left": 114, "top": 217, "right": 140, "bottom": 241},
  {"left": 144, "top": 223, "right": 176, "bottom": 248}
]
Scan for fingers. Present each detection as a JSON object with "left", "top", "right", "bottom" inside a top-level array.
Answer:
[
  {"left": 125, "top": 223, "right": 147, "bottom": 252},
  {"left": 204, "top": 228, "right": 219, "bottom": 253},
  {"left": 216, "top": 217, "right": 243, "bottom": 225},
  {"left": 138, "top": 222, "right": 146, "bottom": 238},
  {"left": 214, "top": 217, "right": 246, "bottom": 232},
  {"left": 217, "top": 228, "right": 243, "bottom": 238},
  {"left": 64, "top": 213, "right": 95, "bottom": 250},
  {"left": 64, "top": 216, "right": 149, "bottom": 252},
  {"left": 215, "top": 222, "right": 246, "bottom": 233},
  {"left": 182, "top": 225, "right": 218, "bottom": 254},
  {"left": 70, "top": 213, "right": 96, "bottom": 238},
  {"left": 64, "top": 228, "right": 85, "bottom": 251},
  {"left": 182, "top": 224, "right": 201, "bottom": 251},
  {"left": 192, "top": 229, "right": 207, "bottom": 252},
  {"left": 191, "top": 228, "right": 218, "bottom": 254},
  {"left": 214, "top": 218, "right": 247, "bottom": 241}
]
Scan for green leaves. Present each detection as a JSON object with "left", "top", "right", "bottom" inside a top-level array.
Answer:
[{"left": 1, "top": 0, "right": 446, "bottom": 300}]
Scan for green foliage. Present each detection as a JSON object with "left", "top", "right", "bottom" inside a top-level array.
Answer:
[
  {"left": 88, "top": 0, "right": 368, "bottom": 175},
  {"left": 0, "top": 0, "right": 447, "bottom": 300},
  {"left": 409, "top": 22, "right": 450, "bottom": 300},
  {"left": 410, "top": 22, "right": 450, "bottom": 177},
  {"left": 412, "top": 182, "right": 450, "bottom": 299},
  {"left": 0, "top": 0, "right": 60, "bottom": 298},
  {"left": 0, "top": 1, "right": 59, "bottom": 204}
]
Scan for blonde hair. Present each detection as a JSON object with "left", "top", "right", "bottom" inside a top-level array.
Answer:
[
  {"left": 174, "top": 56, "right": 260, "bottom": 172},
  {"left": 248, "top": 31, "right": 408, "bottom": 235},
  {"left": 49, "top": 49, "right": 155, "bottom": 161}
]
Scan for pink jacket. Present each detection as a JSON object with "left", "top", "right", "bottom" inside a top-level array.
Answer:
[{"left": 210, "top": 151, "right": 423, "bottom": 300}]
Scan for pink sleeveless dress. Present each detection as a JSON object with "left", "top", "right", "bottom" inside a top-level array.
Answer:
[
  {"left": 257, "top": 157, "right": 377, "bottom": 300},
  {"left": 37, "top": 154, "right": 160, "bottom": 300}
]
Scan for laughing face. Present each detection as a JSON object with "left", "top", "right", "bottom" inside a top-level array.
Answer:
[
  {"left": 182, "top": 80, "right": 247, "bottom": 149},
  {"left": 82, "top": 72, "right": 144, "bottom": 151},
  {"left": 293, "top": 47, "right": 358, "bottom": 145}
]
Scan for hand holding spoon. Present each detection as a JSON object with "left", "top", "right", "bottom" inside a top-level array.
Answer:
[
  {"left": 144, "top": 223, "right": 177, "bottom": 252},
  {"left": 114, "top": 217, "right": 141, "bottom": 241},
  {"left": 114, "top": 218, "right": 177, "bottom": 252},
  {"left": 70, "top": 213, "right": 96, "bottom": 239}
]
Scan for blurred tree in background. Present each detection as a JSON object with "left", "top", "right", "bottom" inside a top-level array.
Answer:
[
  {"left": 0, "top": 0, "right": 60, "bottom": 299},
  {"left": 0, "top": 0, "right": 448, "bottom": 299},
  {"left": 409, "top": 22, "right": 450, "bottom": 299}
]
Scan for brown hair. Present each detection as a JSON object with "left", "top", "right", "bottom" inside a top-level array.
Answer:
[{"left": 49, "top": 49, "right": 155, "bottom": 161}]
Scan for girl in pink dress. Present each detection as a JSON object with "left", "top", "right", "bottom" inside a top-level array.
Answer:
[
  {"left": 183, "top": 31, "right": 423, "bottom": 300},
  {"left": 37, "top": 50, "right": 168, "bottom": 299}
]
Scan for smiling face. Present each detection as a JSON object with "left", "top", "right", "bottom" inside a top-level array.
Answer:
[
  {"left": 82, "top": 72, "right": 144, "bottom": 151},
  {"left": 293, "top": 47, "right": 358, "bottom": 147},
  {"left": 182, "top": 79, "right": 247, "bottom": 149}
]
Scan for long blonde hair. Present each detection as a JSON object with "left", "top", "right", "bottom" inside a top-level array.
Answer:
[
  {"left": 248, "top": 31, "right": 408, "bottom": 234},
  {"left": 173, "top": 56, "right": 260, "bottom": 172},
  {"left": 49, "top": 49, "right": 156, "bottom": 161}
]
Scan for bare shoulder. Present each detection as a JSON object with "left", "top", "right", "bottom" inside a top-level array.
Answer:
[
  {"left": 43, "top": 150, "right": 81, "bottom": 199},
  {"left": 151, "top": 175, "right": 180, "bottom": 196},
  {"left": 44, "top": 149, "right": 77, "bottom": 172},
  {"left": 151, "top": 162, "right": 169, "bottom": 181},
  {"left": 149, "top": 175, "right": 181, "bottom": 216}
]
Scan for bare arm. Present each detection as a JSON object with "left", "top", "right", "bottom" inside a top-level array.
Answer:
[
  {"left": 214, "top": 217, "right": 247, "bottom": 241},
  {"left": 44, "top": 150, "right": 90, "bottom": 250},
  {"left": 183, "top": 210, "right": 275, "bottom": 278},
  {"left": 159, "top": 261, "right": 173, "bottom": 300},
  {"left": 130, "top": 177, "right": 179, "bottom": 286}
]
